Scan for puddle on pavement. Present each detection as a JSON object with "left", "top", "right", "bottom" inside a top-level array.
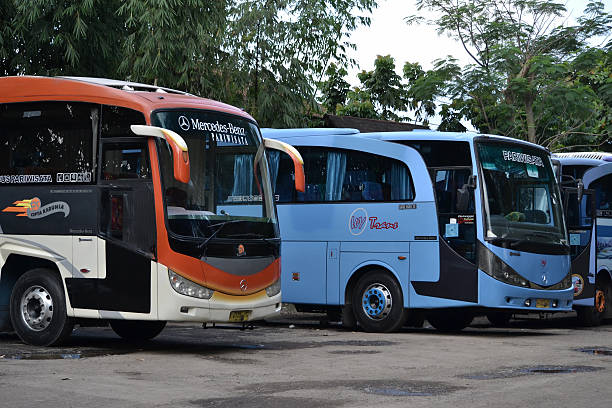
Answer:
[
  {"left": 190, "top": 396, "right": 333, "bottom": 408},
  {"left": 0, "top": 348, "right": 132, "bottom": 360},
  {"left": 577, "top": 347, "right": 612, "bottom": 356},
  {"left": 328, "top": 350, "right": 381, "bottom": 355},
  {"left": 239, "top": 379, "right": 462, "bottom": 397},
  {"left": 461, "top": 365, "right": 604, "bottom": 380}
]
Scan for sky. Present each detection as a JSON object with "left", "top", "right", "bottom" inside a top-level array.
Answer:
[{"left": 347, "top": 0, "right": 606, "bottom": 80}]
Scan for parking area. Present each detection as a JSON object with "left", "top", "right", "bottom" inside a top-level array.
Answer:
[{"left": 1, "top": 309, "right": 611, "bottom": 408}]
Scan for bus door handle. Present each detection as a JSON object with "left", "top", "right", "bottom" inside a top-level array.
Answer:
[{"left": 78, "top": 238, "right": 93, "bottom": 242}]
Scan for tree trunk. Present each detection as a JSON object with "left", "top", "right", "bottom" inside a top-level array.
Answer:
[{"left": 524, "top": 94, "right": 536, "bottom": 144}]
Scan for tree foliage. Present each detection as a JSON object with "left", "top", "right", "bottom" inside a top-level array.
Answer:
[
  {"left": 406, "top": 0, "right": 612, "bottom": 150},
  {"left": 0, "top": 0, "right": 377, "bottom": 128}
]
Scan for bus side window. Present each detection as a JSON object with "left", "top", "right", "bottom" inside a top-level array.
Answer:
[
  {"left": 271, "top": 146, "right": 415, "bottom": 203},
  {"left": 0, "top": 102, "right": 97, "bottom": 183},
  {"left": 101, "top": 142, "right": 151, "bottom": 180}
]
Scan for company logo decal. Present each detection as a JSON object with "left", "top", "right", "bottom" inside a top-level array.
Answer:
[
  {"left": 57, "top": 172, "right": 92, "bottom": 183},
  {"left": 237, "top": 244, "right": 246, "bottom": 257},
  {"left": 349, "top": 208, "right": 368, "bottom": 236},
  {"left": 349, "top": 208, "right": 399, "bottom": 235},
  {"left": 0, "top": 175, "right": 52, "bottom": 184},
  {"left": 2, "top": 197, "right": 70, "bottom": 219},
  {"left": 239, "top": 279, "right": 248, "bottom": 292},
  {"left": 177, "top": 115, "right": 249, "bottom": 145},
  {"left": 178, "top": 115, "right": 190, "bottom": 131},
  {"left": 572, "top": 274, "right": 584, "bottom": 296}
]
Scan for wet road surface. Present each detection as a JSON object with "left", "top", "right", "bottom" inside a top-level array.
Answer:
[{"left": 1, "top": 310, "right": 611, "bottom": 407}]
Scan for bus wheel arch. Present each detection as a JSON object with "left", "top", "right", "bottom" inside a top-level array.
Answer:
[
  {"left": 345, "top": 264, "right": 407, "bottom": 332},
  {"left": 577, "top": 269, "right": 612, "bottom": 326},
  {"left": 9, "top": 266, "right": 74, "bottom": 346},
  {"left": 0, "top": 254, "right": 61, "bottom": 332}
]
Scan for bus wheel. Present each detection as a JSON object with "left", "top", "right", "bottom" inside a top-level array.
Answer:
[
  {"left": 576, "top": 281, "right": 610, "bottom": 327},
  {"left": 110, "top": 320, "right": 166, "bottom": 342},
  {"left": 352, "top": 271, "right": 406, "bottom": 332},
  {"left": 486, "top": 311, "right": 512, "bottom": 327},
  {"left": 9, "top": 268, "right": 74, "bottom": 346},
  {"left": 427, "top": 310, "right": 473, "bottom": 332}
]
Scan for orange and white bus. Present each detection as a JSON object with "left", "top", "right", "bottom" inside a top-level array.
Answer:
[{"left": 0, "top": 76, "right": 304, "bottom": 346}]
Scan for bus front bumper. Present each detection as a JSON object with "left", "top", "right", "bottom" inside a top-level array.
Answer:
[
  {"left": 479, "top": 271, "right": 573, "bottom": 312},
  {"left": 158, "top": 268, "right": 282, "bottom": 323}
]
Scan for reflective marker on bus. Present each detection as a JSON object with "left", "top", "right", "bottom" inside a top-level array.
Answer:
[
  {"left": 553, "top": 152, "right": 612, "bottom": 326},
  {"left": 0, "top": 76, "right": 304, "bottom": 346},
  {"left": 264, "top": 128, "right": 573, "bottom": 332}
]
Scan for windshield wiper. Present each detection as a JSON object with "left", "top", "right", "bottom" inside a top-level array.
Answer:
[
  {"left": 223, "top": 233, "right": 280, "bottom": 249},
  {"left": 197, "top": 220, "right": 245, "bottom": 257}
]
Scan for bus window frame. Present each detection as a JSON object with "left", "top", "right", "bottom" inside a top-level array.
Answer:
[{"left": 274, "top": 145, "right": 417, "bottom": 205}]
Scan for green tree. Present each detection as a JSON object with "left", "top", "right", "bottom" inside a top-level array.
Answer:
[
  {"left": 358, "top": 55, "right": 405, "bottom": 120},
  {"left": 4, "top": 0, "right": 125, "bottom": 77},
  {"left": 319, "top": 63, "right": 350, "bottom": 113},
  {"left": 226, "top": 0, "right": 377, "bottom": 127},
  {"left": 336, "top": 87, "right": 379, "bottom": 118},
  {"left": 408, "top": 0, "right": 612, "bottom": 147},
  {"left": 117, "top": 1, "right": 229, "bottom": 93}
]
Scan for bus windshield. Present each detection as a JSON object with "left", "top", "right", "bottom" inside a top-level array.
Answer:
[
  {"left": 152, "top": 110, "right": 277, "bottom": 240},
  {"left": 477, "top": 141, "right": 567, "bottom": 251}
]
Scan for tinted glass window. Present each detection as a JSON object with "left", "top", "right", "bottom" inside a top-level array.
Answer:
[
  {"left": 272, "top": 147, "right": 414, "bottom": 203},
  {"left": 101, "top": 142, "right": 151, "bottom": 180},
  {"left": 590, "top": 174, "right": 612, "bottom": 213},
  {"left": 397, "top": 140, "right": 472, "bottom": 167},
  {"left": 101, "top": 105, "right": 146, "bottom": 138},
  {"left": 0, "top": 102, "right": 97, "bottom": 184}
]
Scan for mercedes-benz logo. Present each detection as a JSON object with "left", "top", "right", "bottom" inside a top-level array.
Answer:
[
  {"left": 178, "top": 115, "right": 190, "bottom": 131},
  {"left": 239, "top": 279, "right": 248, "bottom": 292}
]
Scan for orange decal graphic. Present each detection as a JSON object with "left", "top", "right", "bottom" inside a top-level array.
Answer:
[
  {"left": 2, "top": 197, "right": 69, "bottom": 219},
  {"left": 2, "top": 198, "right": 40, "bottom": 216}
]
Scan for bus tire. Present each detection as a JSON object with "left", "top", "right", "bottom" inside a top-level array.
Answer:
[
  {"left": 9, "top": 268, "right": 74, "bottom": 346},
  {"left": 352, "top": 271, "right": 406, "bottom": 332},
  {"left": 110, "top": 320, "right": 166, "bottom": 342},
  {"left": 576, "top": 280, "right": 610, "bottom": 327},
  {"left": 486, "top": 311, "right": 512, "bottom": 327},
  {"left": 427, "top": 310, "right": 473, "bottom": 332}
]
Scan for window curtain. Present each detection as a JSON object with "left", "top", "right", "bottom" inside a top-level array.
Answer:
[
  {"left": 267, "top": 151, "right": 280, "bottom": 193},
  {"left": 325, "top": 151, "right": 346, "bottom": 201},
  {"left": 231, "top": 154, "right": 253, "bottom": 196},
  {"left": 390, "top": 163, "right": 412, "bottom": 200}
]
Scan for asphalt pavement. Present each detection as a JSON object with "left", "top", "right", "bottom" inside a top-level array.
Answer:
[{"left": 1, "top": 308, "right": 611, "bottom": 408}]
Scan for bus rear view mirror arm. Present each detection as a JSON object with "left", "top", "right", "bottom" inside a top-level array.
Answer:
[
  {"left": 131, "top": 125, "right": 190, "bottom": 184},
  {"left": 263, "top": 138, "right": 305, "bottom": 192}
]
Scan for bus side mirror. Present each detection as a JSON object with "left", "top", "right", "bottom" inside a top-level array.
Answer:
[
  {"left": 131, "top": 125, "right": 190, "bottom": 184},
  {"left": 263, "top": 138, "right": 305, "bottom": 192}
]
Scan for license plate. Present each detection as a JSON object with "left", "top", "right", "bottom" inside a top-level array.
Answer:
[
  {"left": 229, "top": 310, "right": 251, "bottom": 322},
  {"left": 536, "top": 299, "right": 550, "bottom": 308}
]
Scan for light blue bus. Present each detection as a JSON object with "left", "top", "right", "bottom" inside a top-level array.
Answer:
[
  {"left": 263, "top": 128, "right": 573, "bottom": 332},
  {"left": 553, "top": 152, "right": 612, "bottom": 325}
]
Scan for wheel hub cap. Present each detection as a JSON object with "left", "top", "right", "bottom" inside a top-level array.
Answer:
[
  {"left": 20, "top": 286, "right": 54, "bottom": 331},
  {"left": 362, "top": 283, "right": 392, "bottom": 320},
  {"left": 595, "top": 289, "right": 606, "bottom": 313}
]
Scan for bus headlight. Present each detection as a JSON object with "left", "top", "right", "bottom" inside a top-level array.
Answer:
[
  {"left": 168, "top": 270, "right": 214, "bottom": 299},
  {"left": 265, "top": 279, "right": 281, "bottom": 297},
  {"left": 478, "top": 243, "right": 529, "bottom": 287}
]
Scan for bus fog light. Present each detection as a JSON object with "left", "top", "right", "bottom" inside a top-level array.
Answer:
[
  {"left": 552, "top": 300, "right": 558, "bottom": 308},
  {"left": 169, "top": 270, "right": 214, "bottom": 299},
  {"left": 265, "top": 279, "right": 281, "bottom": 297},
  {"left": 525, "top": 299, "right": 531, "bottom": 307}
]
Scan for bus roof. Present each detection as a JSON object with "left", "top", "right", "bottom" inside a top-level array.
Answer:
[
  {"left": 0, "top": 76, "right": 254, "bottom": 123},
  {"left": 361, "top": 130, "right": 550, "bottom": 153},
  {"left": 553, "top": 152, "right": 612, "bottom": 166},
  {"left": 261, "top": 127, "right": 360, "bottom": 138}
]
